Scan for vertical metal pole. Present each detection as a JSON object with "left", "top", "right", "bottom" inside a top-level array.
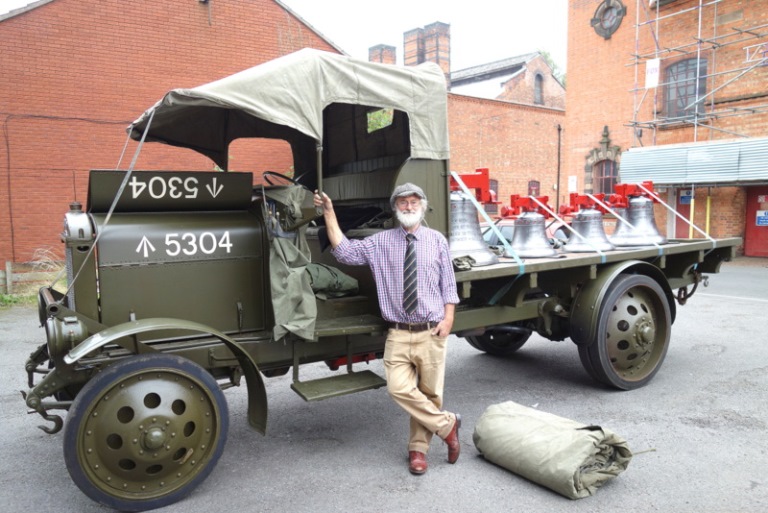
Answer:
[
  {"left": 689, "top": 184, "right": 696, "bottom": 238},
  {"left": 315, "top": 143, "right": 324, "bottom": 216},
  {"left": 556, "top": 124, "right": 562, "bottom": 212}
]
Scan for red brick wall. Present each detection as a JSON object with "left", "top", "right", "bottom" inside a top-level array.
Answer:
[
  {"left": 565, "top": 0, "right": 768, "bottom": 249},
  {"left": 496, "top": 55, "right": 566, "bottom": 110},
  {"left": 448, "top": 94, "right": 566, "bottom": 209},
  {"left": 565, "top": 0, "right": 636, "bottom": 192},
  {"left": 0, "top": 0, "right": 337, "bottom": 263}
]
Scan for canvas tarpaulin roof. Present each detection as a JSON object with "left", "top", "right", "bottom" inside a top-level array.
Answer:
[{"left": 128, "top": 48, "right": 450, "bottom": 169}]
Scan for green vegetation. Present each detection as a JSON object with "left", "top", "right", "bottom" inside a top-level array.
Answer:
[
  {"left": 539, "top": 50, "right": 566, "bottom": 87},
  {"left": 1, "top": 248, "right": 65, "bottom": 307},
  {"left": 0, "top": 292, "right": 36, "bottom": 307},
  {"left": 367, "top": 108, "right": 394, "bottom": 133}
]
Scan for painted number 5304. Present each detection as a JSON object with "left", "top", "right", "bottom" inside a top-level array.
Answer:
[
  {"left": 165, "top": 231, "right": 233, "bottom": 256},
  {"left": 130, "top": 175, "right": 199, "bottom": 199}
]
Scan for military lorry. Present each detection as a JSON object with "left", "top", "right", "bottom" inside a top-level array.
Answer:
[{"left": 22, "top": 49, "right": 740, "bottom": 511}]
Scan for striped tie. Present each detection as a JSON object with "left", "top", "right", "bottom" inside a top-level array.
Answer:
[{"left": 403, "top": 233, "right": 418, "bottom": 314}]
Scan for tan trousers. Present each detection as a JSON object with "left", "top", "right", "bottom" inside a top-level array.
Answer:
[{"left": 383, "top": 328, "right": 455, "bottom": 454}]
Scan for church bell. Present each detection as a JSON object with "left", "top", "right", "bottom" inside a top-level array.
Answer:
[
  {"left": 448, "top": 191, "right": 499, "bottom": 266},
  {"left": 609, "top": 195, "right": 668, "bottom": 246},
  {"left": 565, "top": 208, "right": 615, "bottom": 252},
  {"left": 509, "top": 211, "right": 557, "bottom": 258}
]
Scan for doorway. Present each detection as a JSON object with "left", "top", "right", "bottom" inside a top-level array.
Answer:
[{"left": 744, "top": 186, "right": 768, "bottom": 257}]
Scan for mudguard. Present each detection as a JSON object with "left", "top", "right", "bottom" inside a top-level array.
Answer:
[{"left": 64, "top": 318, "right": 269, "bottom": 434}]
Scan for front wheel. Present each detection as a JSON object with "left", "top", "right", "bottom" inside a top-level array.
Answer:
[
  {"left": 578, "top": 274, "right": 672, "bottom": 390},
  {"left": 63, "top": 354, "right": 229, "bottom": 512}
]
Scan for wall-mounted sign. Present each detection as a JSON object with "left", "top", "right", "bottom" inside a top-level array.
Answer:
[
  {"left": 757, "top": 210, "right": 768, "bottom": 227},
  {"left": 568, "top": 175, "right": 578, "bottom": 193},
  {"left": 645, "top": 58, "right": 660, "bottom": 88}
]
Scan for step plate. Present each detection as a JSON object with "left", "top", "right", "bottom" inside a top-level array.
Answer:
[{"left": 291, "top": 370, "right": 386, "bottom": 401}]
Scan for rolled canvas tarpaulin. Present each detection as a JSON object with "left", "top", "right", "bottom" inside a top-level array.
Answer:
[{"left": 473, "top": 401, "right": 632, "bottom": 499}]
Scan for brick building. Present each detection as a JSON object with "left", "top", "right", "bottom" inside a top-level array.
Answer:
[
  {"left": 565, "top": 0, "right": 768, "bottom": 256},
  {"left": 373, "top": 22, "right": 566, "bottom": 211},
  {"left": 0, "top": 0, "right": 338, "bottom": 264},
  {"left": 2, "top": 5, "right": 566, "bottom": 265}
]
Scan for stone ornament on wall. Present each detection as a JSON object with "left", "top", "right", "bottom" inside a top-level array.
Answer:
[
  {"left": 584, "top": 126, "right": 621, "bottom": 194},
  {"left": 590, "top": 0, "right": 627, "bottom": 39}
]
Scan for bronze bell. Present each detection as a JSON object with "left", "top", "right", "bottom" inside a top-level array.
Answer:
[
  {"left": 609, "top": 196, "right": 668, "bottom": 246},
  {"left": 508, "top": 211, "right": 557, "bottom": 258},
  {"left": 565, "top": 208, "right": 615, "bottom": 253},
  {"left": 449, "top": 191, "right": 499, "bottom": 266}
]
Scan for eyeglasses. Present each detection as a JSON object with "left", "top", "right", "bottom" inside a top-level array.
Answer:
[{"left": 396, "top": 198, "right": 422, "bottom": 208}]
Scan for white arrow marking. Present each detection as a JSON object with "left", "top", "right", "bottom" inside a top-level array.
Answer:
[
  {"left": 136, "top": 236, "right": 156, "bottom": 258},
  {"left": 206, "top": 177, "right": 224, "bottom": 198}
]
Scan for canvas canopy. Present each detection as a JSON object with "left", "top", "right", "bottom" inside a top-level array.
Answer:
[{"left": 128, "top": 48, "right": 450, "bottom": 170}]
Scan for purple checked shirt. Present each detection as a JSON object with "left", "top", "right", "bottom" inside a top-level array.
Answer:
[{"left": 332, "top": 226, "right": 460, "bottom": 324}]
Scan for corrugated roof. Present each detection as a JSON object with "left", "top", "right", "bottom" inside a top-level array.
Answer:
[{"left": 620, "top": 137, "right": 768, "bottom": 186}]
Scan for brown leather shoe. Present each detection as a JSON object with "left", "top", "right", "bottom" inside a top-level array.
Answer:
[
  {"left": 408, "top": 451, "right": 428, "bottom": 475},
  {"left": 443, "top": 413, "right": 461, "bottom": 464}
]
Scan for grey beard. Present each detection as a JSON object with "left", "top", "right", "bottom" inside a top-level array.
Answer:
[{"left": 396, "top": 209, "right": 424, "bottom": 229}]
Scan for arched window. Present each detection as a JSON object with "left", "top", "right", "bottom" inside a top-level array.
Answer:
[
  {"left": 534, "top": 74, "right": 544, "bottom": 105},
  {"left": 664, "top": 58, "right": 707, "bottom": 119},
  {"left": 594, "top": 159, "right": 617, "bottom": 194}
]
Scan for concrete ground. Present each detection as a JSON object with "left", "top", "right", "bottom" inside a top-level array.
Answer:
[{"left": 0, "top": 256, "right": 766, "bottom": 513}]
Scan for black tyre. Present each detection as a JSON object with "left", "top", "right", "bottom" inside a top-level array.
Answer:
[
  {"left": 579, "top": 274, "right": 672, "bottom": 390},
  {"left": 63, "top": 354, "right": 229, "bottom": 512},
  {"left": 466, "top": 329, "right": 531, "bottom": 356}
]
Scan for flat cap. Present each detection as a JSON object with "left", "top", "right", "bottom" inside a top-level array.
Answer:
[{"left": 390, "top": 183, "right": 426, "bottom": 209}]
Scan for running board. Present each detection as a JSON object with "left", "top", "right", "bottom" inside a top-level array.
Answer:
[{"left": 291, "top": 370, "right": 386, "bottom": 401}]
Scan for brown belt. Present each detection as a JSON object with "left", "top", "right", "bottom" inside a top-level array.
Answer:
[{"left": 389, "top": 322, "right": 434, "bottom": 332}]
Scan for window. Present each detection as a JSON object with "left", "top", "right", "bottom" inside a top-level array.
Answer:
[
  {"left": 594, "top": 160, "right": 617, "bottom": 194},
  {"left": 367, "top": 108, "right": 394, "bottom": 133},
  {"left": 664, "top": 58, "right": 707, "bottom": 119},
  {"left": 534, "top": 74, "right": 544, "bottom": 105}
]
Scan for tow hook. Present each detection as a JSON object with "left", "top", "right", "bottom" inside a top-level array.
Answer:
[
  {"left": 21, "top": 390, "right": 64, "bottom": 434},
  {"left": 676, "top": 271, "right": 707, "bottom": 305}
]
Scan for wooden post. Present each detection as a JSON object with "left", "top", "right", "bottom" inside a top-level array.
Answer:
[{"left": 5, "top": 261, "right": 12, "bottom": 294}]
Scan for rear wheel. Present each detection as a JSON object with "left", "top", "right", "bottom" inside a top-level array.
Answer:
[
  {"left": 578, "top": 274, "right": 671, "bottom": 390},
  {"left": 466, "top": 328, "right": 531, "bottom": 356},
  {"left": 63, "top": 354, "right": 229, "bottom": 512}
]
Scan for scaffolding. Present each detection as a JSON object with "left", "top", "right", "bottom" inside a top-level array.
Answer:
[{"left": 630, "top": 0, "right": 768, "bottom": 146}]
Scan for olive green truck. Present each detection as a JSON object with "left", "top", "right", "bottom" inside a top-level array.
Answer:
[{"left": 21, "top": 49, "right": 740, "bottom": 511}]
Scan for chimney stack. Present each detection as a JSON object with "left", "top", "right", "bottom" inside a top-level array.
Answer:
[
  {"left": 369, "top": 44, "right": 397, "bottom": 65},
  {"left": 403, "top": 27, "right": 424, "bottom": 67},
  {"left": 403, "top": 22, "right": 450, "bottom": 85}
]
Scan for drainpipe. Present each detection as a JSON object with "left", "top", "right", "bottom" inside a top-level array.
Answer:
[
  {"left": 689, "top": 184, "right": 696, "bottom": 238},
  {"left": 556, "top": 124, "right": 562, "bottom": 212}
]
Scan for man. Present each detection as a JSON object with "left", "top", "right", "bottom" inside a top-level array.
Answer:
[{"left": 313, "top": 183, "right": 461, "bottom": 475}]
